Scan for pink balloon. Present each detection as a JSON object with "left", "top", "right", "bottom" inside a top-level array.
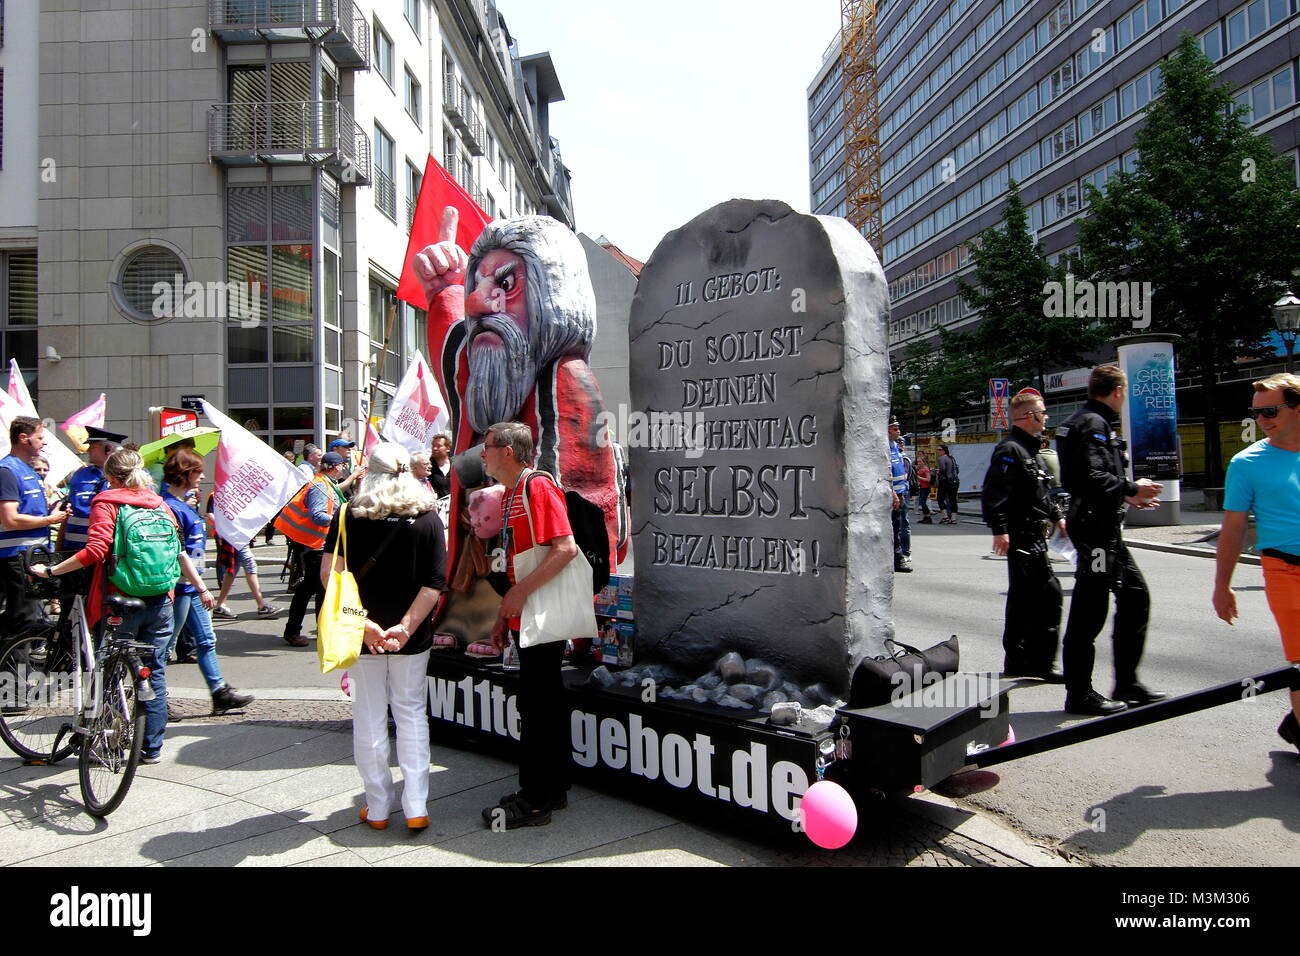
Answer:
[
  {"left": 340, "top": 671, "right": 351, "bottom": 699},
  {"left": 801, "top": 780, "right": 857, "bottom": 849},
  {"left": 1000, "top": 723, "right": 1016, "bottom": 747}
]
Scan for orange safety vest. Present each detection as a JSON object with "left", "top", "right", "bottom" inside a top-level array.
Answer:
[{"left": 272, "top": 475, "right": 339, "bottom": 550}]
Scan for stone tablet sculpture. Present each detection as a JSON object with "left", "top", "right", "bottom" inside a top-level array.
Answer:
[{"left": 627, "top": 199, "right": 893, "bottom": 696}]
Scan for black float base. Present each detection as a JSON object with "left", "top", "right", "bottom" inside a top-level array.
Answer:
[{"left": 424, "top": 654, "right": 1014, "bottom": 835}]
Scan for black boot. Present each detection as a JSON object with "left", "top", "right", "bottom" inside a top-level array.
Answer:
[{"left": 212, "top": 685, "right": 255, "bottom": 715}]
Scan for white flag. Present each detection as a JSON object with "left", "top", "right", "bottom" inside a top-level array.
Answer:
[
  {"left": 3, "top": 360, "right": 83, "bottom": 484},
  {"left": 203, "top": 400, "right": 307, "bottom": 549},
  {"left": 380, "top": 352, "right": 449, "bottom": 455}
]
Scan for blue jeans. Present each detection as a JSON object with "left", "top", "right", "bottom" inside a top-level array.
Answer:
[
  {"left": 169, "top": 593, "right": 224, "bottom": 693},
  {"left": 892, "top": 493, "right": 911, "bottom": 557},
  {"left": 107, "top": 595, "right": 175, "bottom": 758}
]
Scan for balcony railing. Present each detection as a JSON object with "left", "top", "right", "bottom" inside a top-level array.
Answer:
[
  {"left": 208, "top": 0, "right": 369, "bottom": 69},
  {"left": 443, "top": 74, "right": 464, "bottom": 122},
  {"left": 208, "top": 99, "right": 371, "bottom": 184},
  {"left": 374, "top": 168, "right": 397, "bottom": 221},
  {"left": 406, "top": 196, "right": 417, "bottom": 233}
]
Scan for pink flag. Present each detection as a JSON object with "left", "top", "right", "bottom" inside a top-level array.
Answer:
[
  {"left": 364, "top": 417, "right": 382, "bottom": 457},
  {"left": 202, "top": 400, "right": 307, "bottom": 549},
  {"left": 4, "top": 359, "right": 81, "bottom": 483},
  {"left": 8, "top": 359, "right": 35, "bottom": 414},
  {"left": 380, "top": 353, "right": 449, "bottom": 455},
  {"left": 61, "top": 393, "right": 107, "bottom": 432}
]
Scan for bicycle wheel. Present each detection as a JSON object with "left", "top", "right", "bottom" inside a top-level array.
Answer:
[
  {"left": 78, "top": 656, "right": 145, "bottom": 818},
  {"left": 0, "top": 629, "right": 78, "bottom": 763}
]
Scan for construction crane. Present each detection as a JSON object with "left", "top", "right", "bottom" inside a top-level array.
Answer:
[{"left": 841, "top": 0, "right": 883, "bottom": 256}]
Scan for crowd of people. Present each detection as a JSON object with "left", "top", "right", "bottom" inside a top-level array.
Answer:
[{"left": 1, "top": 358, "right": 1293, "bottom": 831}]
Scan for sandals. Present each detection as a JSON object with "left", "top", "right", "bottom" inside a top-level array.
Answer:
[
  {"left": 431, "top": 633, "right": 458, "bottom": 650},
  {"left": 465, "top": 642, "right": 499, "bottom": 658}
]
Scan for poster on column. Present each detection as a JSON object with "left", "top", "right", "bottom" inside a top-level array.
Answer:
[{"left": 1120, "top": 341, "right": 1180, "bottom": 480}]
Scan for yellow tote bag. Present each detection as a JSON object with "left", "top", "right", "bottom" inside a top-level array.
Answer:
[{"left": 317, "top": 503, "right": 366, "bottom": 673}]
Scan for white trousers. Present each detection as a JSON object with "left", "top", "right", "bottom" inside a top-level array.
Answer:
[{"left": 350, "top": 649, "right": 431, "bottom": 820}]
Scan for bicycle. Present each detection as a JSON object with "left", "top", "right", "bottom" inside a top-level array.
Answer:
[{"left": 0, "top": 550, "right": 156, "bottom": 817}]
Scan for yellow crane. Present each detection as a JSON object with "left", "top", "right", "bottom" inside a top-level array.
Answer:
[{"left": 841, "top": 0, "right": 882, "bottom": 255}]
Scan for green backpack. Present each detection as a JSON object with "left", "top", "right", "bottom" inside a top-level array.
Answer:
[{"left": 108, "top": 504, "right": 182, "bottom": 596}]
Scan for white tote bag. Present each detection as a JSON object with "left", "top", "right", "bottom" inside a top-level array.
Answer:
[{"left": 513, "top": 474, "right": 597, "bottom": 649}]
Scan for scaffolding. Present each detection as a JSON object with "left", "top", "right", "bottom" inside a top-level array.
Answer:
[{"left": 841, "top": 0, "right": 882, "bottom": 256}]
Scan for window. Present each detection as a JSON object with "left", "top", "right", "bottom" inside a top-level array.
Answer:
[
  {"left": 1235, "top": 65, "right": 1296, "bottom": 124},
  {"left": 369, "top": 279, "right": 402, "bottom": 387},
  {"left": 406, "top": 160, "right": 422, "bottom": 232},
  {"left": 1224, "top": 0, "right": 1287, "bottom": 54},
  {"left": 113, "top": 246, "right": 186, "bottom": 321},
  {"left": 1200, "top": 25, "right": 1223, "bottom": 62},
  {"left": 405, "top": 67, "right": 421, "bottom": 125},
  {"left": 374, "top": 19, "right": 393, "bottom": 88},
  {"left": 403, "top": 0, "right": 420, "bottom": 35},
  {"left": 1079, "top": 94, "right": 1117, "bottom": 142},
  {"left": 2, "top": 252, "right": 36, "bottom": 404},
  {"left": 374, "top": 125, "right": 396, "bottom": 219}
]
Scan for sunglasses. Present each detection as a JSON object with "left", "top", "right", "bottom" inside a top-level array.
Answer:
[{"left": 1246, "top": 404, "right": 1298, "bottom": 419}]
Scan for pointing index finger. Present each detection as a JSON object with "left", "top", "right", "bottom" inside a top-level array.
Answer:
[{"left": 438, "top": 205, "right": 459, "bottom": 245}]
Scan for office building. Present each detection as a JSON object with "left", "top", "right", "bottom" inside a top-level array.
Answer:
[
  {"left": 0, "top": 0, "right": 575, "bottom": 452},
  {"left": 811, "top": 0, "right": 1300, "bottom": 431}
]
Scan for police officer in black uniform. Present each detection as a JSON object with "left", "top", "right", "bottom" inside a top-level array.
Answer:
[
  {"left": 1056, "top": 364, "right": 1165, "bottom": 716},
  {"left": 982, "top": 390, "right": 1066, "bottom": 681}
]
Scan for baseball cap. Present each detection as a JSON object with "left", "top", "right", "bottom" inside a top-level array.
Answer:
[
  {"left": 329, "top": 438, "right": 355, "bottom": 449},
  {"left": 321, "top": 452, "right": 347, "bottom": 467}
]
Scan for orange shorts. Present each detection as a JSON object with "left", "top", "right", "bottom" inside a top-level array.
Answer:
[{"left": 1261, "top": 556, "right": 1300, "bottom": 662}]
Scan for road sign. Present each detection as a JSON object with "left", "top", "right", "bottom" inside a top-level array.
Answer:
[
  {"left": 180, "top": 394, "right": 205, "bottom": 413},
  {"left": 989, "top": 378, "right": 1011, "bottom": 430}
]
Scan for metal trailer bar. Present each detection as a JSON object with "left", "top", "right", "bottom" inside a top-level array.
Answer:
[{"left": 967, "top": 665, "right": 1299, "bottom": 769}]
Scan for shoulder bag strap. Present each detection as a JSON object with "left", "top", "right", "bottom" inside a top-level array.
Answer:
[{"left": 354, "top": 514, "right": 409, "bottom": 581}]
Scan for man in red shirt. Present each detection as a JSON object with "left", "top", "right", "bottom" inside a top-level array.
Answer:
[{"left": 480, "top": 421, "right": 578, "bottom": 829}]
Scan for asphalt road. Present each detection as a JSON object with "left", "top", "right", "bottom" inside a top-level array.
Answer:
[{"left": 894, "top": 512, "right": 1298, "bottom": 867}]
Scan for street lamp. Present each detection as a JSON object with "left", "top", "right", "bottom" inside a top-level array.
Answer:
[
  {"left": 1272, "top": 292, "right": 1300, "bottom": 373},
  {"left": 908, "top": 383, "right": 922, "bottom": 442}
]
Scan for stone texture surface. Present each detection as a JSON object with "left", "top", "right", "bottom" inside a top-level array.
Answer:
[{"left": 628, "top": 200, "right": 893, "bottom": 694}]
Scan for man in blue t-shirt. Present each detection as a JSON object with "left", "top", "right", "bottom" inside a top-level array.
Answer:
[
  {"left": 1213, "top": 373, "right": 1300, "bottom": 753},
  {"left": 889, "top": 420, "right": 913, "bottom": 572},
  {"left": 0, "top": 416, "right": 70, "bottom": 635}
]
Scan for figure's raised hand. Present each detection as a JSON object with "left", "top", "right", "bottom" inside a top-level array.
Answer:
[{"left": 413, "top": 206, "right": 468, "bottom": 299}]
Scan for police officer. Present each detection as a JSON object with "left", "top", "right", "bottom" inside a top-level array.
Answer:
[
  {"left": 1056, "top": 364, "right": 1164, "bottom": 716},
  {"left": 60, "top": 425, "right": 127, "bottom": 552},
  {"left": 982, "top": 390, "right": 1065, "bottom": 681},
  {"left": 0, "top": 416, "right": 70, "bottom": 636}
]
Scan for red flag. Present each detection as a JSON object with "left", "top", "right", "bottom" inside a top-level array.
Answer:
[{"left": 397, "top": 155, "right": 491, "bottom": 310}]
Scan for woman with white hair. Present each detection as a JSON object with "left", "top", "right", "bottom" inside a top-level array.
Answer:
[{"left": 320, "top": 442, "right": 447, "bottom": 831}]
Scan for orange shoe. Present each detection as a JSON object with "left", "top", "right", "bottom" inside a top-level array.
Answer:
[
  {"left": 406, "top": 816, "right": 429, "bottom": 831},
  {"left": 359, "top": 806, "right": 388, "bottom": 830}
]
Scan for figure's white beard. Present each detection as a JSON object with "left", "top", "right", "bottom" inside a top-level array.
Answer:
[{"left": 464, "top": 315, "right": 537, "bottom": 435}]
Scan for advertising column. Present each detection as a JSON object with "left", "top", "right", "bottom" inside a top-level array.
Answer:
[{"left": 1115, "top": 334, "right": 1181, "bottom": 526}]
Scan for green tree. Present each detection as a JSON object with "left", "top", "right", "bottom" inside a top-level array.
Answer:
[
  {"left": 1078, "top": 32, "right": 1300, "bottom": 485},
  {"left": 891, "top": 327, "right": 989, "bottom": 427},
  {"left": 957, "top": 182, "right": 1105, "bottom": 394}
]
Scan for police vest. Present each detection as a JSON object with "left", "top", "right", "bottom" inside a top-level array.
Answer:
[
  {"left": 0, "top": 455, "right": 51, "bottom": 558},
  {"left": 63, "top": 464, "right": 106, "bottom": 549},
  {"left": 272, "top": 476, "right": 339, "bottom": 550}
]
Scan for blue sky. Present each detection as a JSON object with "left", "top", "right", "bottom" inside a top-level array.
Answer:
[{"left": 500, "top": 1, "right": 843, "bottom": 261}]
